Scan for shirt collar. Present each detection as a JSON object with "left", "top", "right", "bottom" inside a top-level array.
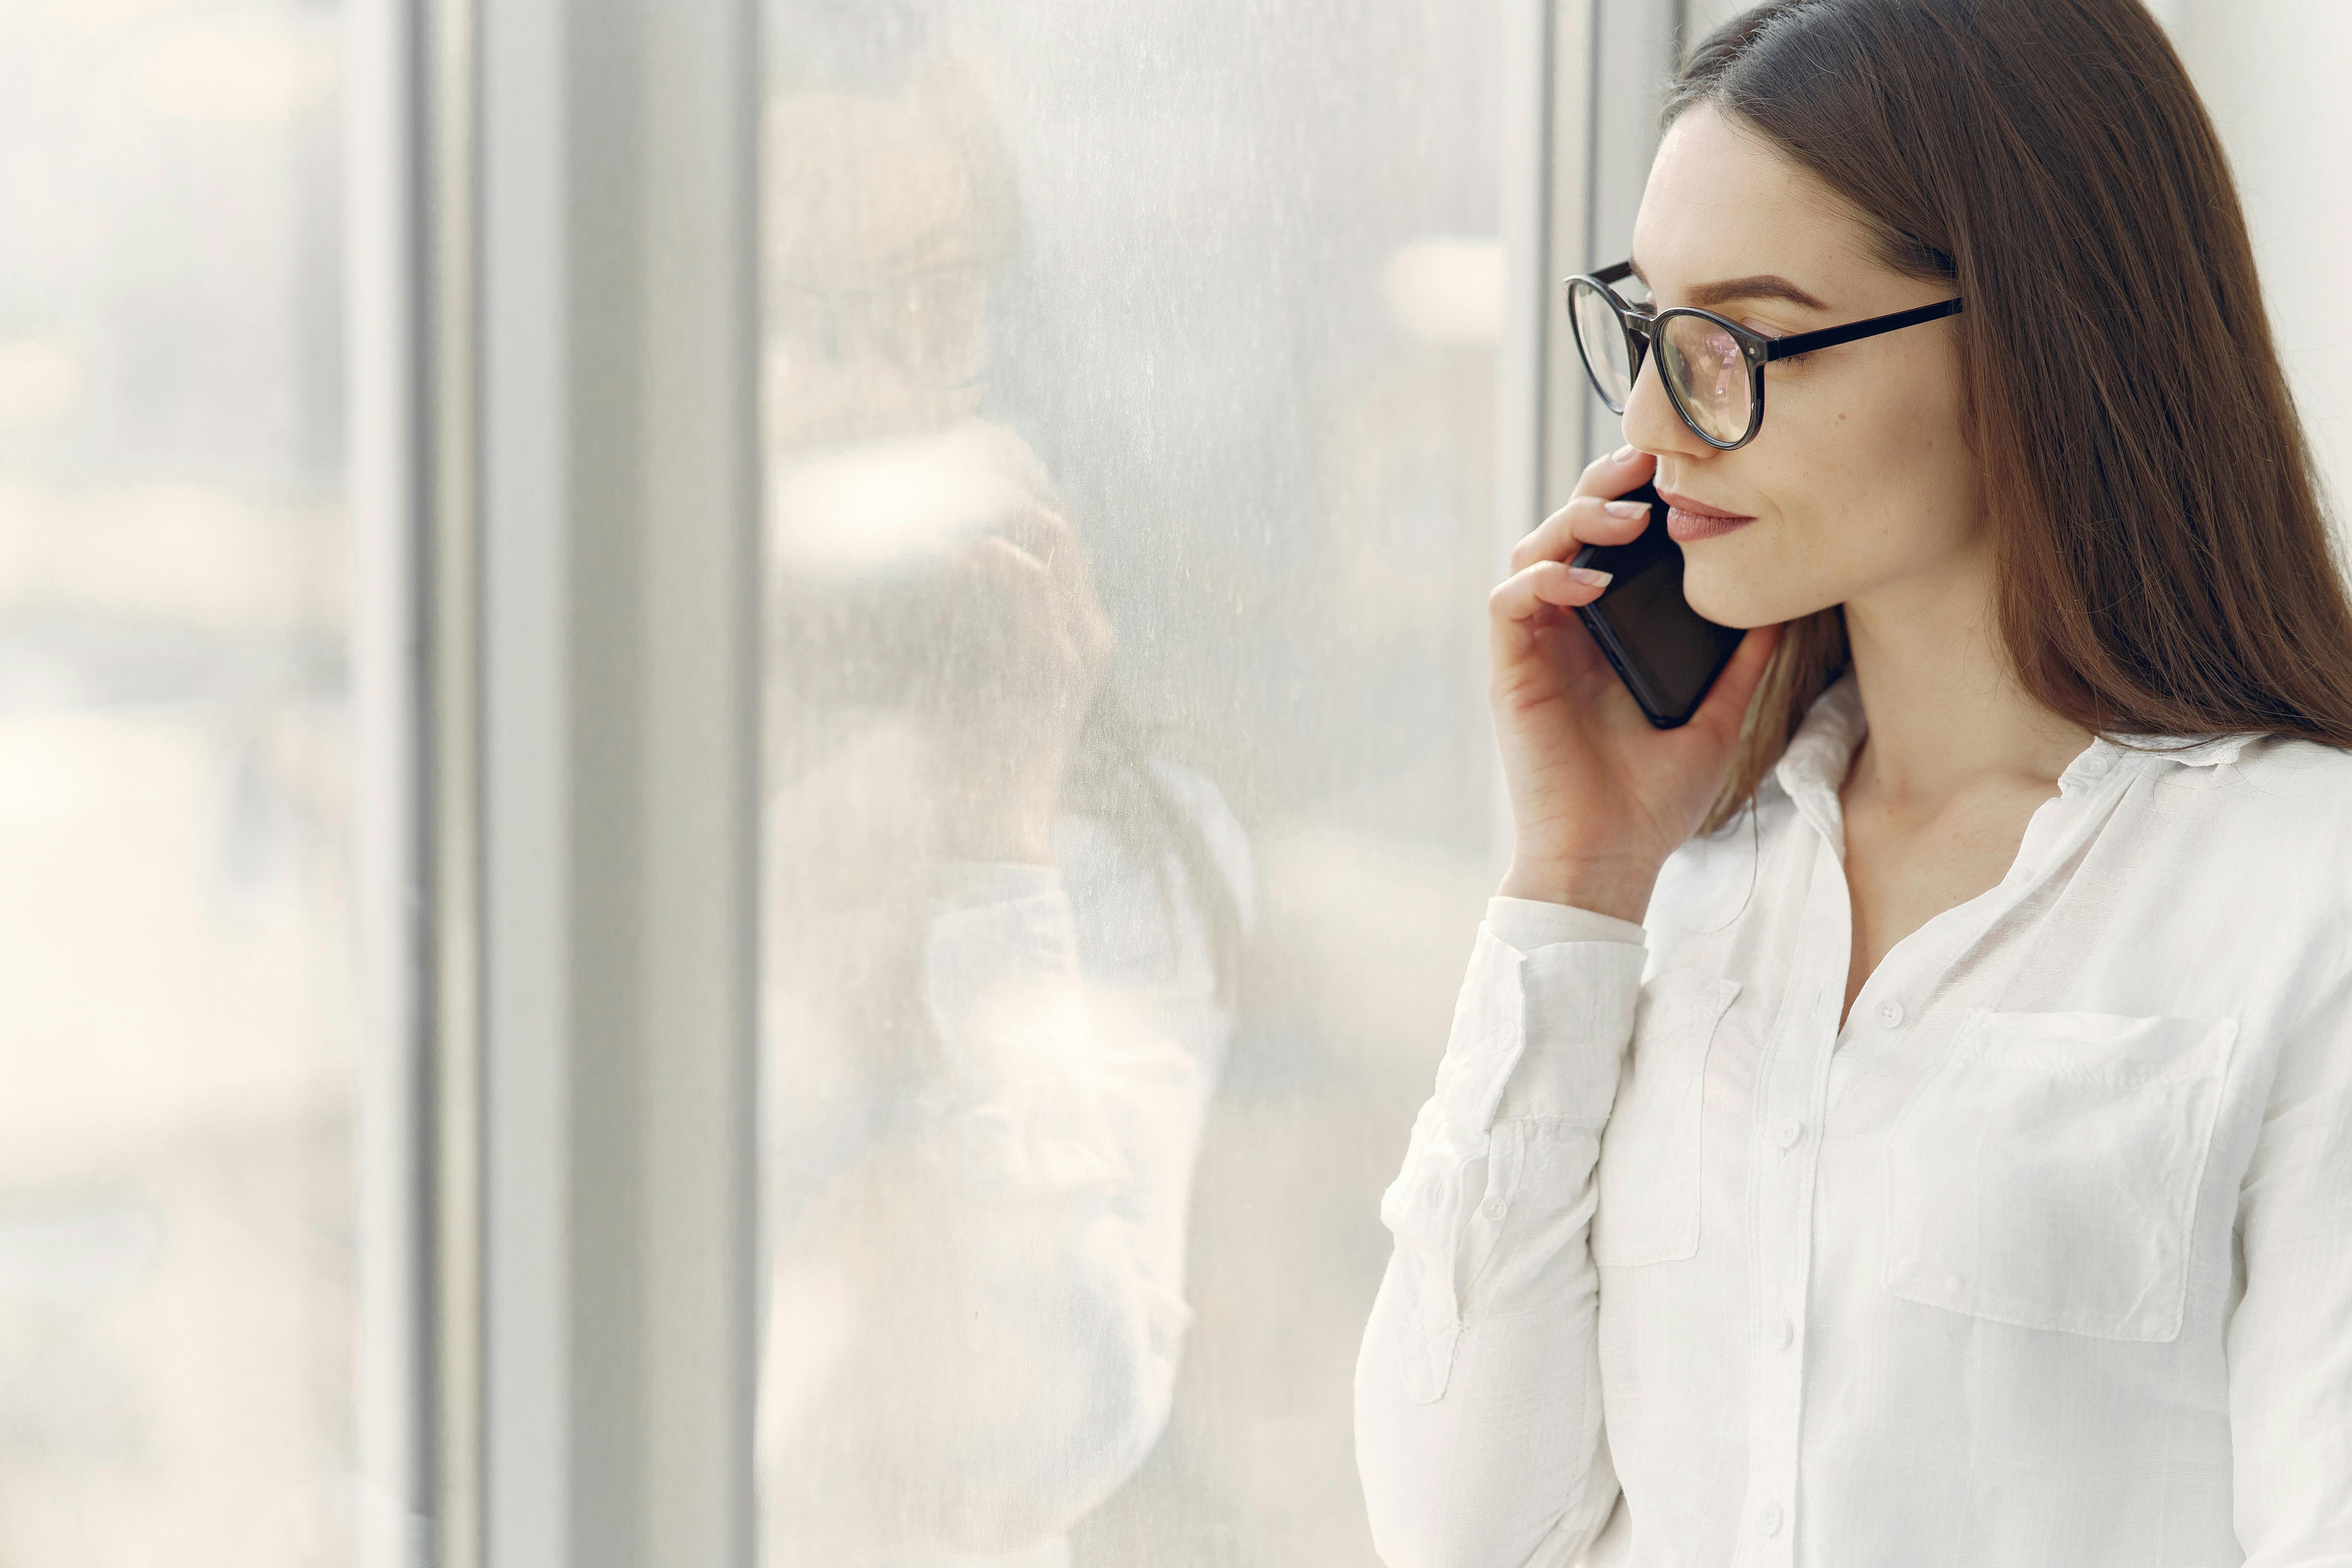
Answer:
[
  {"left": 1762, "top": 666, "right": 2261, "bottom": 819},
  {"left": 2101, "top": 731, "right": 2258, "bottom": 768},
  {"left": 1768, "top": 669, "right": 1867, "bottom": 815}
]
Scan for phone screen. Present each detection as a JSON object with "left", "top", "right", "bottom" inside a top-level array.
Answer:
[{"left": 1569, "top": 482, "right": 1747, "bottom": 728}]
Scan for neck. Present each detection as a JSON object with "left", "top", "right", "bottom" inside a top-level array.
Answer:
[{"left": 1840, "top": 545, "right": 2094, "bottom": 813}]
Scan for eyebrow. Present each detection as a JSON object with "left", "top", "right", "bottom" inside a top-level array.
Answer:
[{"left": 1627, "top": 258, "right": 1831, "bottom": 312}]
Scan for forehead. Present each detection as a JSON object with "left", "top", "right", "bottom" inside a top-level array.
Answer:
[{"left": 1630, "top": 103, "right": 1875, "bottom": 296}]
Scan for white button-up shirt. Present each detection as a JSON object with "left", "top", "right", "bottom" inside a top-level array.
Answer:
[{"left": 1355, "top": 670, "right": 2352, "bottom": 1567}]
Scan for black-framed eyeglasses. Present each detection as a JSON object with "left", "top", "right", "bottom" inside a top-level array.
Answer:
[
  {"left": 768, "top": 264, "right": 991, "bottom": 390},
  {"left": 1564, "top": 260, "right": 1964, "bottom": 450}
]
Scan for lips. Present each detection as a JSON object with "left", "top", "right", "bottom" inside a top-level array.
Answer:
[{"left": 1658, "top": 486, "right": 1756, "bottom": 544}]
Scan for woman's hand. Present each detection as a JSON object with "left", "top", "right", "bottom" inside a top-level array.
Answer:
[
  {"left": 1488, "top": 445, "right": 1782, "bottom": 923},
  {"left": 918, "top": 505, "right": 1116, "bottom": 864}
]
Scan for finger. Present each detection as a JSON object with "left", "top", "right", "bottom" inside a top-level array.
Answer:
[
  {"left": 1511, "top": 493, "right": 1654, "bottom": 573},
  {"left": 1570, "top": 441, "right": 1657, "bottom": 501},
  {"left": 1488, "top": 561, "right": 1617, "bottom": 680},
  {"left": 1687, "top": 620, "right": 1784, "bottom": 751},
  {"left": 996, "top": 506, "right": 1115, "bottom": 667},
  {"left": 994, "top": 505, "right": 1071, "bottom": 565},
  {"left": 955, "top": 531, "right": 1055, "bottom": 590},
  {"left": 946, "top": 536, "right": 1058, "bottom": 650},
  {"left": 937, "top": 538, "right": 1083, "bottom": 701},
  {"left": 991, "top": 506, "right": 1096, "bottom": 605},
  {"left": 1489, "top": 558, "right": 1615, "bottom": 627}
]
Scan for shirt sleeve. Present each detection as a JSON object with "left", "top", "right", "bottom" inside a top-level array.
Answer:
[
  {"left": 1354, "top": 900, "right": 1648, "bottom": 1567},
  {"left": 1486, "top": 895, "right": 1649, "bottom": 953},
  {"left": 760, "top": 863, "right": 1225, "bottom": 1559},
  {"left": 2226, "top": 961, "right": 2352, "bottom": 1561}
]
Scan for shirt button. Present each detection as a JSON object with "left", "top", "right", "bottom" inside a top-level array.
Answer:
[
  {"left": 1760, "top": 1502, "right": 1784, "bottom": 1536},
  {"left": 1481, "top": 1197, "right": 1506, "bottom": 1221},
  {"left": 1774, "top": 1316, "right": 1795, "bottom": 1350},
  {"left": 1775, "top": 1118, "right": 1804, "bottom": 1151},
  {"left": 2080, "top": 753, "right": 2111, "bottom": 777},
  {"left": 1874, "top": 997, "right": 1906, "bottom": 1028}
]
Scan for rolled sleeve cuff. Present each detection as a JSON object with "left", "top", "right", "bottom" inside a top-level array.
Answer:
[
  {"left": 1486, "top": 895, "right": 1647, "bottom": 955},
  {"left": 1498, "top": 931, "right": 1647, "bottom": 1123},
  {"left": 1419, "top": 923, "right": 1648, "bottom": 1154}
]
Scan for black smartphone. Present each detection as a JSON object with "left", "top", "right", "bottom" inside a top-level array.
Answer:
[{"left": 1568, "top": 481, "right": 1746, "bottom": 728}]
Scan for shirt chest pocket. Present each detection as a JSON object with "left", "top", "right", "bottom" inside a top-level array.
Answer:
[
  {"left": 1882, "top": 1008, "right": 2237, "bottom": 1341},
  {"left": 1591, "top": 969, "right": 1741, "bottom": 1267}
]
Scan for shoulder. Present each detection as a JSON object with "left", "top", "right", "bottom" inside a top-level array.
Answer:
[
  {"left": 2160, "top": 735, "right": 2352, "bottom": 847},
  {"left": 2137, "top": 735, "right": 2352, "bottom": 956},
  {"left": 2218, "top": 733, "right": 2352, "bottom": 799}
]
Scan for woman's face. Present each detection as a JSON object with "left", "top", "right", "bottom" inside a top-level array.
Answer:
[
  {"left": 763, "top": 87, "right": 1002, "bottom": 453},
  {"left": 1622, "top": 103, "right": 1980, "bottom": 630}
]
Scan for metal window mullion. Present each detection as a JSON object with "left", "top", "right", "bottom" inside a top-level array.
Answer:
[
  {"left": 420, "top": 0, "right": 485, "bottom": 1562},
  {"left": 348, "top": 0, "right": 432, "bottom": 1560},
  {"left": 479, "top": 0, "right": 759, "bottom": 1561}
]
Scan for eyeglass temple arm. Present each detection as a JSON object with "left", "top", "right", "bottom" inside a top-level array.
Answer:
[{"left": 1764, "top": 296, "right": 1964, "bottom": 359}]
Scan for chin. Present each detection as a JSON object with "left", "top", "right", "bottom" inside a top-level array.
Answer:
[
  {"left": 1683, "top": 556, "right": 1833, "bottom": 633},
  {"left": 1679, "top": 566, "right": 1757, "bottom": 631}
]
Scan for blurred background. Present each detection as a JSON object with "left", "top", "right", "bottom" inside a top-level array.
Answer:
[
  {"left": 0, "top": 0, "right": 2341, "bottom": 1563},
  {"left": 0, "top": 1, "right": 352, "bottom": 1561}
]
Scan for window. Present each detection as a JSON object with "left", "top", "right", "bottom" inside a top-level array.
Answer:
[{"left": 0, "top": 3, "right": 358, "bottom": 1561}]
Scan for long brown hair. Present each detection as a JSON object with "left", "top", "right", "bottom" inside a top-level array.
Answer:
[{"left": 1670, "top": 0, "right": 2352, "bottom": 836}]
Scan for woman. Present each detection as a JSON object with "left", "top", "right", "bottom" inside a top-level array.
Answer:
[{"left": 1355, "top": 2, "right": 2352, "bottom": 1563}]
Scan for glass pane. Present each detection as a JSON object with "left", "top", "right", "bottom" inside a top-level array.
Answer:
[
  {"left": 1571, "top": 280, "right": 1636, "bottom": 409},
  {"left": 758, "top": 1, "right": 1510, "bottom": 1561},
  {"left": 0, "top": 4, "right": 359, "bottom": 1561}
]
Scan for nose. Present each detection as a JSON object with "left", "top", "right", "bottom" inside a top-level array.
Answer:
[{"left": 1619, "top": 331, "right": 1712, "bottom": 463}]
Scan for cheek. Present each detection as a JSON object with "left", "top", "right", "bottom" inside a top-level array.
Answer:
[
  {"left": 1680, "top": 362, "right": 1979, "bottom": 623},
  {"left": 1794, "top": 339, "right": 1975, "bottom": 530},
  {"left": 1817, "top": 371, "right": 1978, "bottom": 561}
]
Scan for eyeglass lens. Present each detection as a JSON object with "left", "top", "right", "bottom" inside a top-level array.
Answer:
[
  {"left": 1656, "top": 313, "right": 1752, "bottom": 445},
  {"left": 1568, "top": 278, "right": 1635, "bottom": 410},
  {"left": 771, "top": 266, "right": 991, "bottom": 390}
]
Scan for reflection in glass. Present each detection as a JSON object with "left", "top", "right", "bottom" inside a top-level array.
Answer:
[
  {"left": 759, "top": 16, "right": 1250, "bottom": 1566},
  {"left": 759, "top": 0, "right": 1508, "bottom": 1561}
]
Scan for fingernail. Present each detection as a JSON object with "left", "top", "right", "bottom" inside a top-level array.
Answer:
[
  {"left": 1612, "top": 443, "right": 1641, "bottom": 463},
  {"left": 1604, "top": 500, "right": 1650, "bottom": 519},
  {"left": 1568, "top": 566, "right": 1614, "bottom": 588}
]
